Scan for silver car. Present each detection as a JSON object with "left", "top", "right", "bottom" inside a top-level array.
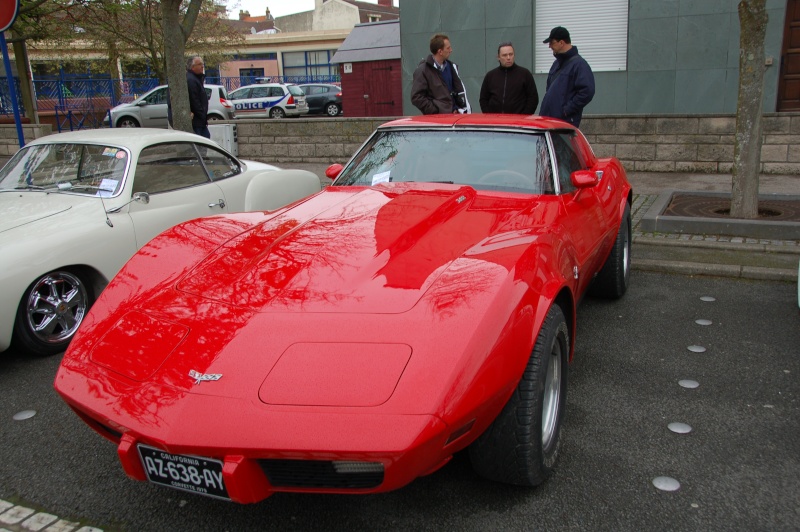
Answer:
[{"left": 108, "top": 84, "right": 235, "bottom": 128}]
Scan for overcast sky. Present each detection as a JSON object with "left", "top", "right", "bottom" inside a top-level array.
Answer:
[{"left": 223, "top": 0, "right": 398, "bottom": 19}]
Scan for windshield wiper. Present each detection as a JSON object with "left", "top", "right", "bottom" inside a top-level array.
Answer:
[{"left": 14, "top": 184, "right": 45, "bottom": 190}]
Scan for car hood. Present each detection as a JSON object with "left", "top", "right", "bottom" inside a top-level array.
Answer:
[
  {"left": 176, "top": 183, "right": 544, "bottom": 315},
  {"left": 0, "top": 192, "right": 104, "bottom": 233}
]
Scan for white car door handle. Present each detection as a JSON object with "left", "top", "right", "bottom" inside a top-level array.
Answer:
[{"left": 209, "top": 199, "right": 226, "bottom": 209}]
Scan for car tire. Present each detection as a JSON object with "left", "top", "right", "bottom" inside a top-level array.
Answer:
[
  {"left": 469, "top": 304, "right": 569, "bottom": 486},
  {"left": 325, "top": 103, "right": 340, "bottom": 117},
  {"left": 13, "top": 269, "right": 93, "bottom": 357},
  {"left": 589, "top": 203, "right": 631, "bottom": 299},
  {"left": 207, "top": 114, "right": 223, "bottom": 121},
  {"left": 116, "top": 117, "right": 140, "bottom": 128},
  {"left": 269, "top": 107, "right": 286, "bottom": 119}
]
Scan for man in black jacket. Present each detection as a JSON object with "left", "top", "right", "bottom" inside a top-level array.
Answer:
[
  {"left": 187, "top": 56, "right": 210, "bottom": 138},
  {"left": 479, "top": 42, "right": 538, "bottom": 114}
]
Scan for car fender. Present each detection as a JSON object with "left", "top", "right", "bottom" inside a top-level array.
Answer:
[{"left": 244, "top": 170, "right": 321, "bottom": 211}]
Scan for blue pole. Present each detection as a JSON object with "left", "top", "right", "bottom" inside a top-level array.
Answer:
[{"left": 0, "top": 32, "right": 24, "bottom": 148}]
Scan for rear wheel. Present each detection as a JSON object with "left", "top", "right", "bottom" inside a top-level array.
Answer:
[
  {"left": 469, "top": 304, "right": 569, "bottom": 486},
  {"left": 13, "top": 269, "right": 93, "bottom": 357},
  {"left": 589, "top": 203, "right": 631, "bottom": 299},
  {"left": 269, "top": 107, "right": 286, "bottom": 119},
  {"left": 325, "top": 102, "right": 341, "bottom": 116},
  {"left": 116, "top": 116, "right": 140, "bottom": 128}
]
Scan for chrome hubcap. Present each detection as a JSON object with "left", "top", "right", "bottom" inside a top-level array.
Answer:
[
  {"left": 25, "top": 272, "right": 88, "bottom": 344},
  {"left": 541, "top": 340, "right": 563, "bottom": 450}
]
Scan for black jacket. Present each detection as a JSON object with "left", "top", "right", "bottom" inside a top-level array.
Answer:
[
  {"left": 186, "top": 69, "right": 208, "bottom": 128},
  {"left": 479, "top": 63, "right": 538, "bottom": 114}
]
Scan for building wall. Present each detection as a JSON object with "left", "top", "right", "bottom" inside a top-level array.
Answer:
[
  {"left": 277, "top": 0, "right": 360, "bottom": 33},
  {"left": 400, "top": 0, "right": 789, "bottom": 116}
]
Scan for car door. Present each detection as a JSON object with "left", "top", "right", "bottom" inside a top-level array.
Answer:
[
  {"left": 232, "top": 86, "right": 273, "bottom": 118},
  {"left": 303, "top": 85, "right": 323, "bottom": 113},
  {"left": 138, "top": 87, "right": 169, "bottom": 128},
  {"left": 126, "top": 142, "right": 229, "bottom": 248},
  {"left": 551, "top": 131, "right": 610, "bottom": 292}
]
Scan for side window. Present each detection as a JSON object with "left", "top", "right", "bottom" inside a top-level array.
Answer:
[
  {"left": 551, "top": 132, "right": 587, "bottom": 194},
  {"left": 204, "top": 87, "right": 212, "bottom": 100},
  {"left": 133, "top": 143, "right": 210, "bottom": 194},
  {"left": 251, "top": 87, "right": 269, "bottom": 98},
  {"left": 199, "top": 145, "right": 242, "bottom": 181},
  {"left": 144, "top": 88, "right": 167, "bottom": 105},
  {"left": 308, "top": 86, "right": 322, "bottom": 95},
  {"left": 269, "top": 87, "right": 284, "bottom": 97}
]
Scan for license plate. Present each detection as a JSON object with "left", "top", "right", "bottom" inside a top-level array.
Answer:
[{"left": 138, "top": 445, "right": 229, "bottom": 500}]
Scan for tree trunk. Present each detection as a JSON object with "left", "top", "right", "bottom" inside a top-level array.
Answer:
[
  {"left": 731, "top": 0, "right": 768, "bottom": 219},
  {"left": 10, "top": 30, "right": 38, "bottom": 124},
  {"left": 162, "top": 0, "right": 190, "bottom": 132},
  {"left": 162, "top": 0, "right": 203, "bottom": 133}
]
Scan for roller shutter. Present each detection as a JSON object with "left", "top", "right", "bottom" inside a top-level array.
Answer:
[{"left": 535, "top": 0, "right": 629, "bottom": 73}]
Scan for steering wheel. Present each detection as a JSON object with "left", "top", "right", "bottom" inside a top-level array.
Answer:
[{"left": 477, "top": 169, "right": 533, "bottom": 189}]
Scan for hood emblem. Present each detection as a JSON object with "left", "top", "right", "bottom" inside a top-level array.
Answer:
[{"left": 189, "top": 369, "right": 222, "bottom": 385}]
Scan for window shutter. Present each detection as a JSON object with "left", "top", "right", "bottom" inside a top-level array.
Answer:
[{"left": 535, "top": 0, "right": 629, "bottom": 73}]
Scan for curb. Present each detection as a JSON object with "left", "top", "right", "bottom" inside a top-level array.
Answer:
[
  {"left": 633, "top": 236, "right": 800, "bottom": 255},
  {"left": 632, "top": 258, "right": 797, "bottom": 281}
]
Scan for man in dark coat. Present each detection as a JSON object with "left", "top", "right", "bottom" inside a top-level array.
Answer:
[
  {"left": 479, "top": 42, "right": 538, "bottom": 114},
  {"left": 539, "top": 27, "right": 595, "bottom": 128},
  {"left": 187, "top": 55, "right": 210, "bottom": 138},
  {"left": 411, "top": 34, "right": 471, "bottom": 115}
]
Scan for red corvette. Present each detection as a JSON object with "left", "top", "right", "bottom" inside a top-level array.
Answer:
[{"left": 55, "top": 114, "right": 632, "bottom": 503}]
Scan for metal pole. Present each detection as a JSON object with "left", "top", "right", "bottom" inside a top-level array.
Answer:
[{"left": 0, "top": 31, "right": 24, "bottom": 148}]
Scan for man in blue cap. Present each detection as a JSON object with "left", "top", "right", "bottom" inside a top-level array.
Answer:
[{"left": 539, "top": 26, "right": 594, "bottom": 128}]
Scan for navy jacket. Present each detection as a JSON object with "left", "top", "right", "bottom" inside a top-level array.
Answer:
[
  {"left": 186, "top": 70, "right": 208, "bottom": 128},
  {"left": 539, "top": 47, "right": 594, "bottom": 127}
]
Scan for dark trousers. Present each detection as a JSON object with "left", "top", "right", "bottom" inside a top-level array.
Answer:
[{"left": 194, "top": 125, "right": 211, "bottom": 139}]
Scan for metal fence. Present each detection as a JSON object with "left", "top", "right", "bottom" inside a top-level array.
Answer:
[{"left": 0, "top": 74, "right": 341, "bottom": 132}]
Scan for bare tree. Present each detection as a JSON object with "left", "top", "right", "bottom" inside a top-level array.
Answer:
[
  {"left": 162, "top": 0, "right": 202, "bottom": 133},
  {"left": 731, "top": 0, "right": 768, "bottom": 219},
  {"left": 6, "top": 0, "right": 78, "bottom": 122}
]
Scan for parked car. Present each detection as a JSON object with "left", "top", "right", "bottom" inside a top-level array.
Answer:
[
  {"left": 0, "top": 128, "right": 321, "bottom": 357},
  {"left": 107, "top": 84, "right": 235, "bottom": 128},
  {"left": 228, "top": 83, "right": 308, "bottom": 119},
  {"left": 298, "top": 83, "right": 343, "bottom": 116},
  {"left": 54, "top": 114, "right": 631, "bottom": 503}
]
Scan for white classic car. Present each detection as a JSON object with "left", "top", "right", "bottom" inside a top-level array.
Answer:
[{"left": 0, "top": 128, "right": 322, "bottom": 356}]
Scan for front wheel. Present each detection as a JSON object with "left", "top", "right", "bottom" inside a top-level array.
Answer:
[
  {"left": 116, "top": 116, "right": 140, "bottom": 128},
  {"left": 469, "top": 304, "right": 569, "bottom": 486},
  {"left": 589, "top": 203, "right": 631, "bottom": 299},
  {"left": 269, "top": 107, "right": 286, "bottom": 119},
  {"left": 325, "top": 103, "right": 341, "bottom": 116},
  {"left": 13, "top": 270, "right": 92, "bottom": 357}
]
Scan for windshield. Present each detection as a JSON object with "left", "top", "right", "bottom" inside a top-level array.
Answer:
[
  {"left": 0, "top": 143, "right": 128, "bottom": 196},
  {"left": 332, "top": 129, "right": 555, "bottom": 194},
  {"left": 288, "top": 85, "right": 305, "bottom": 97}
]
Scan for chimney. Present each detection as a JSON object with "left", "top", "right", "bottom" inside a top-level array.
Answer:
[
  {"left": 377, "top": 0, "right": 392, "bottom": 5},
  {"left": 239, "top": 9, "right": 250, "bottom": 20}
]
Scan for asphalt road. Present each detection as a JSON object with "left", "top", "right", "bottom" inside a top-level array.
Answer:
[{"left": 1, "top": 271, "right": 798, "bottom": 531}]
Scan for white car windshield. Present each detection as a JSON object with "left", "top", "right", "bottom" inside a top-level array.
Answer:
[
  {"left": 332, "top": 129, "right": 556, "bottom": 194},
  {"left": 0, "top": 143, "right": 128, "bottom": 196}
]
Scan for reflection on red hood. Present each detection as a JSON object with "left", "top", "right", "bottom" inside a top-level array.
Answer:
[{"left": 177, "top": 184, "right": 538, "bottom": 314}]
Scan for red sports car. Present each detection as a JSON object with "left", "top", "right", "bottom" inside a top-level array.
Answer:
[{"left": 55, "top": 114, "right": 632, "bottom": 503}]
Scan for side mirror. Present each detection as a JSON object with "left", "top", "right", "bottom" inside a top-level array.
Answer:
[
  {"left": 133, "top": 191, "right": 150, "bottom": 204},
  {"left": 135, "top": 100, "right": 148, "bottom": 106},
  {"left": 570, "top": 169, "right": 598, "bottom": 189},
  {"left": 325, "top": 163, "right": 343, "bottom": 180}
]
